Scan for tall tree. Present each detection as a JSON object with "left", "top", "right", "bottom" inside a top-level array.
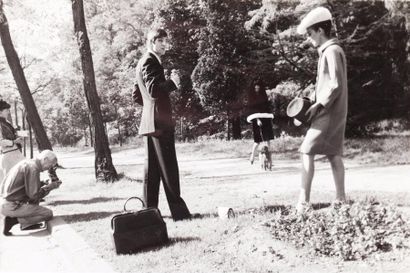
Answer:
[
  {"left": 154, "top": 0, "right": 206, "bottom": 139},
  {"left": 191, "top": 0, "right": 257, "bottom": 139},
  {"left": 71, "top": 0, "right": 117, "bottom": 181},
  {"left": 0, "top": 0, "right": 52, "bottom": 151}
]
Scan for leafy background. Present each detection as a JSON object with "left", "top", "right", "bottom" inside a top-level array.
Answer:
[{"left": 0, "top": 0, "right": 409, "bottom": 145}]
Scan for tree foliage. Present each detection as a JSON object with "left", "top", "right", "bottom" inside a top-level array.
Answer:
[
  {"left": 0, "top": 0, "right": 53, "bottom": 151},
  {"left": 1, "top": 0, "right": 409, "bottom": 143},
  {"left": 247, "top": 0, "right": 410, "bottom": 136},
  {"left": 191, "top": 0, "right": 256, "bottom": 115}
]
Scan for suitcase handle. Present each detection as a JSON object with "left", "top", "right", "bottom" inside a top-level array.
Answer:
[{"left": 123, "top": 197, "right": 145, "bottom": 212}]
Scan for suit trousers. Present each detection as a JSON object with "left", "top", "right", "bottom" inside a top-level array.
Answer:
[
  {"left": 1, "top": 200, "right": 53, "bottom": 229},
  {"left": 143, "top": 131, "right": 191, "bottom": 221}
]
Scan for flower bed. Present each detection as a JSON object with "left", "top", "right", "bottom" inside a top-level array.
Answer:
[{"left": 265, "top": 199, "right": 410, "bottom": 260}]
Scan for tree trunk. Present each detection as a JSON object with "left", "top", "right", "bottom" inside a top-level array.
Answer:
[
  {"left": 117, "top": 124, "right": 122, "bottom": 147},
  {"left": 22, "top": 109, "right": 26, "bottom": 156},
  {"left": 71, "top": 0, "right": 117, "bottom": 182},
  {"left": 28, "top": 116, "right": 33, "bottom": 158},
  {"left": 179, "top": 117, "right": 183, "bottom": 141},
  {"left": 0, "top": 7, "right": 52, "bottom": 151},
  {"left": 231, "top": 117, "right": 241, "bottom": 140},
  {"left": 88, "top": 114, "right": 94, "bottom": 147},
  {"left": 83, "top": 128, "right": 88, "bottom": 146},
  {"left": 226, "top": 110, "right": 230, "bottom": 140},
  {"left": 13, "top": 100, "right": 18, "bottom": 128},
  {"left": 226, "top": 119, "right": 230, "bottom": 140},
  {"left": 114, "top": 106, "right": 123, "bottom": 147}
]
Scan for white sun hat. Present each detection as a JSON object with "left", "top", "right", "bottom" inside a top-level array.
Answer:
[{"left": 297, "top": 7, "right": 332, "bottom": 35}]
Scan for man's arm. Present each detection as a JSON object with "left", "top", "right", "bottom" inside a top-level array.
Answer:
[
  {"left": 317, "top": 47, "right": 345, "bottom": 109},
  {"left": 307, "top": 47, "right": 345, "bottom": 121},
  {"left": 306, "top": 102, "right": 324, "bottom": 122},
  {"left": 25, "top": 166, "right": 59, "bottom": 202}
]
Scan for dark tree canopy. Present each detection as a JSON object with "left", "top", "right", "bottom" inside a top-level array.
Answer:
[{"left": 1, "top": 0, "right": 409, "bottom": 143}]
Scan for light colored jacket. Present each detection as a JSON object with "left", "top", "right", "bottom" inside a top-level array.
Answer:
[{"left": 301, "top": 38, "right": 348, "bottom": 155}]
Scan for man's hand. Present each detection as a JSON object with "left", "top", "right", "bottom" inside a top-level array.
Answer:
[
  {"left": 50, "top": 181, "right": 62, "bottom": 190},
  {"left": 43, "top": 180, "right": 61, "bottom": 191},
  {"left": 305, "top": 103, "right": 323, "bottom": 122},
  {"left": 14, "top": 137, "right": 24, "bottom": 145},
  {"left": 170, "top": 69, "right": 181, "bottom": 89},
  {"left": 257, "top": 118, "right": 262, "bottom": 127},
  {"left": 132, "top": 83, "right": 143, "bottom": 105}
]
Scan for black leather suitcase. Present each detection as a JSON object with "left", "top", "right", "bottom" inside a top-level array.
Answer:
[{"left": 111, "top": 197, "right": 168, "bottom": 254}]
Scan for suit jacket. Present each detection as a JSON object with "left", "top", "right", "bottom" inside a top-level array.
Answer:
[{"left": 135, "top": 52, "right": 177, "bottom": 136}]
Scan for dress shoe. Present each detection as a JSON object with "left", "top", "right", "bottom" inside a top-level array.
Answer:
[
  {"left": 3, "top": 216, "right": 19, "bottom": 236},
  {"left": 173, "top": 213, "right": 192, "bottom": 222}
]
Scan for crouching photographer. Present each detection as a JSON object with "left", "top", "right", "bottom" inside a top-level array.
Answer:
[{"left": 1, "top": 150, "right": 62, "bottom": 236}]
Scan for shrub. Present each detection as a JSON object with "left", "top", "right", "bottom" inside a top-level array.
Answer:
[{"left": 265, "top": 199, "right": 410, "bottom": 261}]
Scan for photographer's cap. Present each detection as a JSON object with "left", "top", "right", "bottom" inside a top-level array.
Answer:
[{"left": 297, "top": 7, "right": 332, "bottom": 35}]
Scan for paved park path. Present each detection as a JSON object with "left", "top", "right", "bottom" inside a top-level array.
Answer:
[{"left": 1, "top": 150, "right": 409, "bottom": 273}]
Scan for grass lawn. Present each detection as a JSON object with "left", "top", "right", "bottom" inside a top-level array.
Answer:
[{"left": 45, "top": 136, "right": 410, "bottom": 273}]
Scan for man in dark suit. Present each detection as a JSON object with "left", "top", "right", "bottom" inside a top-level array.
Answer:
[{"left": 133, "top": 28, "right": 191, "bottom": 221}]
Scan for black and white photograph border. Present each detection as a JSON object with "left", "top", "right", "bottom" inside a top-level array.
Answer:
[{"left": 1, "top": 0, "right": 410, "bottom": 273}]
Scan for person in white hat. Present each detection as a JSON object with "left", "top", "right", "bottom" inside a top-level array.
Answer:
[{"left": 295, "top": 7, "right": 348, "bottom": 214}]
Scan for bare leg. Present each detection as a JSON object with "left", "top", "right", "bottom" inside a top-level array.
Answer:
[
  {"left": 250, "top": 142, "right": 259, "bottom": 164},
  {"left": 266, "top": 140, "right": 273, "bottom": 167},
  {"left": 298, "top": 153, "right": 315, "bottom": 203},
  {"left": 328, "top": 155, "right": 346, "bottom": 202}
]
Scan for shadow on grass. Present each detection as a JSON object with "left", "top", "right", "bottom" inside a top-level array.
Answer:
[
  {"left": 47, "top": 197, "right": 126, "bottom": 206},
  {"left": 59, "top": 203, "right": 334, "bottom": 225},
  {"left": 117, "top": 237, "right": 202, "bottom": 255},
  {"left": 162, "top": 212, "right": 219, "bottom": 220},
  {"left": 169, "top": 236, "right": 201, "bottom": 245},
  {"left": 238, "top": 203, "right": 331, "bottom": 216},
  {"left": 117, "top": 173, "right": 143, "bottom": 183},
  {"left": 191, "top": 212, "right": 219, "bottom": 219},
  {"left": 61, "top": 211, "right": 122, "bottom": 223},
  {"left": 238, "top": 204, "right": 290, "bottom": 216},
  {"left": 312, "top": 202, "right": 331, "bottom": 210},
  {"left": 344, "top": 150, "right": 361, "bottom": 159}
]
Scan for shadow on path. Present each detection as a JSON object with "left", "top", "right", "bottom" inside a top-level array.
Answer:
[
  {"left": 47, "top": 197, "right": 126, "bottom": 206},
  {"left": 59, "top": 211, "right": 122, "bottom": 223}
]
